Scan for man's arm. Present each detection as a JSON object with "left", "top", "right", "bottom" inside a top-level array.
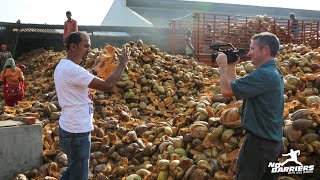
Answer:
[
  {"left": 216, "top": 53, "right": 236, "bottom": 97},
  {"left": 88, "top": 48, "right": 130, "bottom": 92},
  {"left": 88, "top": 63, "right": 126, "bottom": 92},
  {"left": 63, "top": 22, "right": 67, "bottom": 43},
  {"left": 74, "top": 20, "right": 78, "bottom": 32}
]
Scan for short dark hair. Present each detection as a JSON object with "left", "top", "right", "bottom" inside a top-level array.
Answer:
[
  {"left": 252, "top": 32, "right": 280, "bottom": 57},
  {"left": 66, "top": 11, "right": 72, "bottom": 15},
  {"left": 66, "top": 32, "right": 82, "bottom": 50}
]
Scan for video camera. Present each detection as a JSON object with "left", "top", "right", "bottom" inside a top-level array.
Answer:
[{"left": 210, "top": 42, "right": 246, "bottom": 63}]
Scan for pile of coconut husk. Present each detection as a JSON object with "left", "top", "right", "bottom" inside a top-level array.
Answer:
[{"left": 3, "top": 40, "right": 319, "bottom": 180}]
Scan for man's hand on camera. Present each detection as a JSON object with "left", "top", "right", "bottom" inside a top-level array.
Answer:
[
  {"left": 228, "top": 57, "right": 240, "bottom": 67},
  {"left": 215, "top": 53, "right": 228, "bottom": 67}
]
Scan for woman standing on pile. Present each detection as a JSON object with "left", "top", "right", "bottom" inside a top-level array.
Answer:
[
  {"left": 0, "top": 58, "right": 25, "bottom": 106},
  {"left": 0, "top": 43, "right": 12, "bottom": 71}
]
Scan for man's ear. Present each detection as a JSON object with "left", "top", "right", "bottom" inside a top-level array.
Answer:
[
  {"left": 69, "top": 43, "right": 77, "bottom": 51},
  {"left": 263, "top": 45, "right": 270, "bottom": 55}
]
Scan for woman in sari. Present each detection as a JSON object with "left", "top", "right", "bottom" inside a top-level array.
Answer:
[{"left": 0, "top": 58, "right": 25, "bottom": 106}]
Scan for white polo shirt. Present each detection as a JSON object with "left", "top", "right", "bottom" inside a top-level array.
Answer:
[{"left": 54, "top": 59, "right": 95, "bottom": 133}]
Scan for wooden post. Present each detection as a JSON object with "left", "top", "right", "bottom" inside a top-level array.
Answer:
[{"left": 13, "top": 20, "right": 21, "bottom": 58}]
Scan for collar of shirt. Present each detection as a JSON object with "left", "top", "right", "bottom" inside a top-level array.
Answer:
[{"left": 259, "top": 59, "right": 276, "bottom": 69}]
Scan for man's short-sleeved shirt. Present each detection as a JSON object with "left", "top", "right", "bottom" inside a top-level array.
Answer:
[
  {"left": 54, "top": 59, "right": 95, "bottom": 133},
  {"left": 230, "top": 60, "right": 284, "bottom": 141}
]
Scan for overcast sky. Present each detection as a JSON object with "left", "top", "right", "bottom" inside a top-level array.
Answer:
[{"left": 1, "top": 0, "right": 319, "bottom": 25}]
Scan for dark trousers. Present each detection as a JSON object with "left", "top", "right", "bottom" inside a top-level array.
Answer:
[{"left": 236, "top": 132, "right": 284, "bottom": 180}]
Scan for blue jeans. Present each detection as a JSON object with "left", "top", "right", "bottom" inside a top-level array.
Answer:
[{"left": 59, "top": 127, "right": 91, "bottom": 180}]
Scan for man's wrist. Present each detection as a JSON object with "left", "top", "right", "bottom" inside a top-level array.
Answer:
[
  {"left": 91, "top": 69, "right": 97, "bottom": 75},
  {"left": 119, "top": 62, "right": 127, "bottom": 66}
]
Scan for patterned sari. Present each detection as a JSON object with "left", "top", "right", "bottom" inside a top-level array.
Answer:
[
  {"left": 1, "top": 58, "right": 25, "bottom": 106},
  {"left": 3, "top": 81, "right": 25, "bottom": 106}
]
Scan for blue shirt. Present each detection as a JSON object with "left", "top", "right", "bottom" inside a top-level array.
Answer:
[{"left": 231, "top": 60, "right": 284, "bottom": 141}]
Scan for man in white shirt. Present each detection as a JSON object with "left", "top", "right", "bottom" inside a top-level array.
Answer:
[{"left": 54, "top": 32, "right": 129, "bottom": 180}]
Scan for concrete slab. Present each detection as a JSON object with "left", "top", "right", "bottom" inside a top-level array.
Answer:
[
  {"left": 0, "top": 124, "right": 43, "bottom": 179},
  {"left": 0, "top": 120, "right": 22, "bottom": 127}
]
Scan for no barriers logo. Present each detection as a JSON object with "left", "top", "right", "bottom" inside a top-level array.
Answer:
[{"left": 268, "top": 149, "right": 314, "bottom": 175}]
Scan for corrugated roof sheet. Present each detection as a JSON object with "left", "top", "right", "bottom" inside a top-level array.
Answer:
[{"left": 12, "top": 28, "right": 61, "bottom": 34}]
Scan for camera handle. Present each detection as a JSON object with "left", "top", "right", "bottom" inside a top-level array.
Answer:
[
  {"left": 218, "top": 43, "right": 235, "bottom": 51},
  {"left": 210, "top": 42, "right": 235, "bottom": 51}
]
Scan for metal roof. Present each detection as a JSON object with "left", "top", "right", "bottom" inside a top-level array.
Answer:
[{"left": 12, "top": 28, "right": 61, "bottom": 34}]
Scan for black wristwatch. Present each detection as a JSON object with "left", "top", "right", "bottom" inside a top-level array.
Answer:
[{"left": 91, "top": 69, "right": 97, "bottom": 75}]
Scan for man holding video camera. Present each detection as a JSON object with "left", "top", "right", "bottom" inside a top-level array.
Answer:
[{"left": 215, "top": 32, "right": 284, "bottom": 180}]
